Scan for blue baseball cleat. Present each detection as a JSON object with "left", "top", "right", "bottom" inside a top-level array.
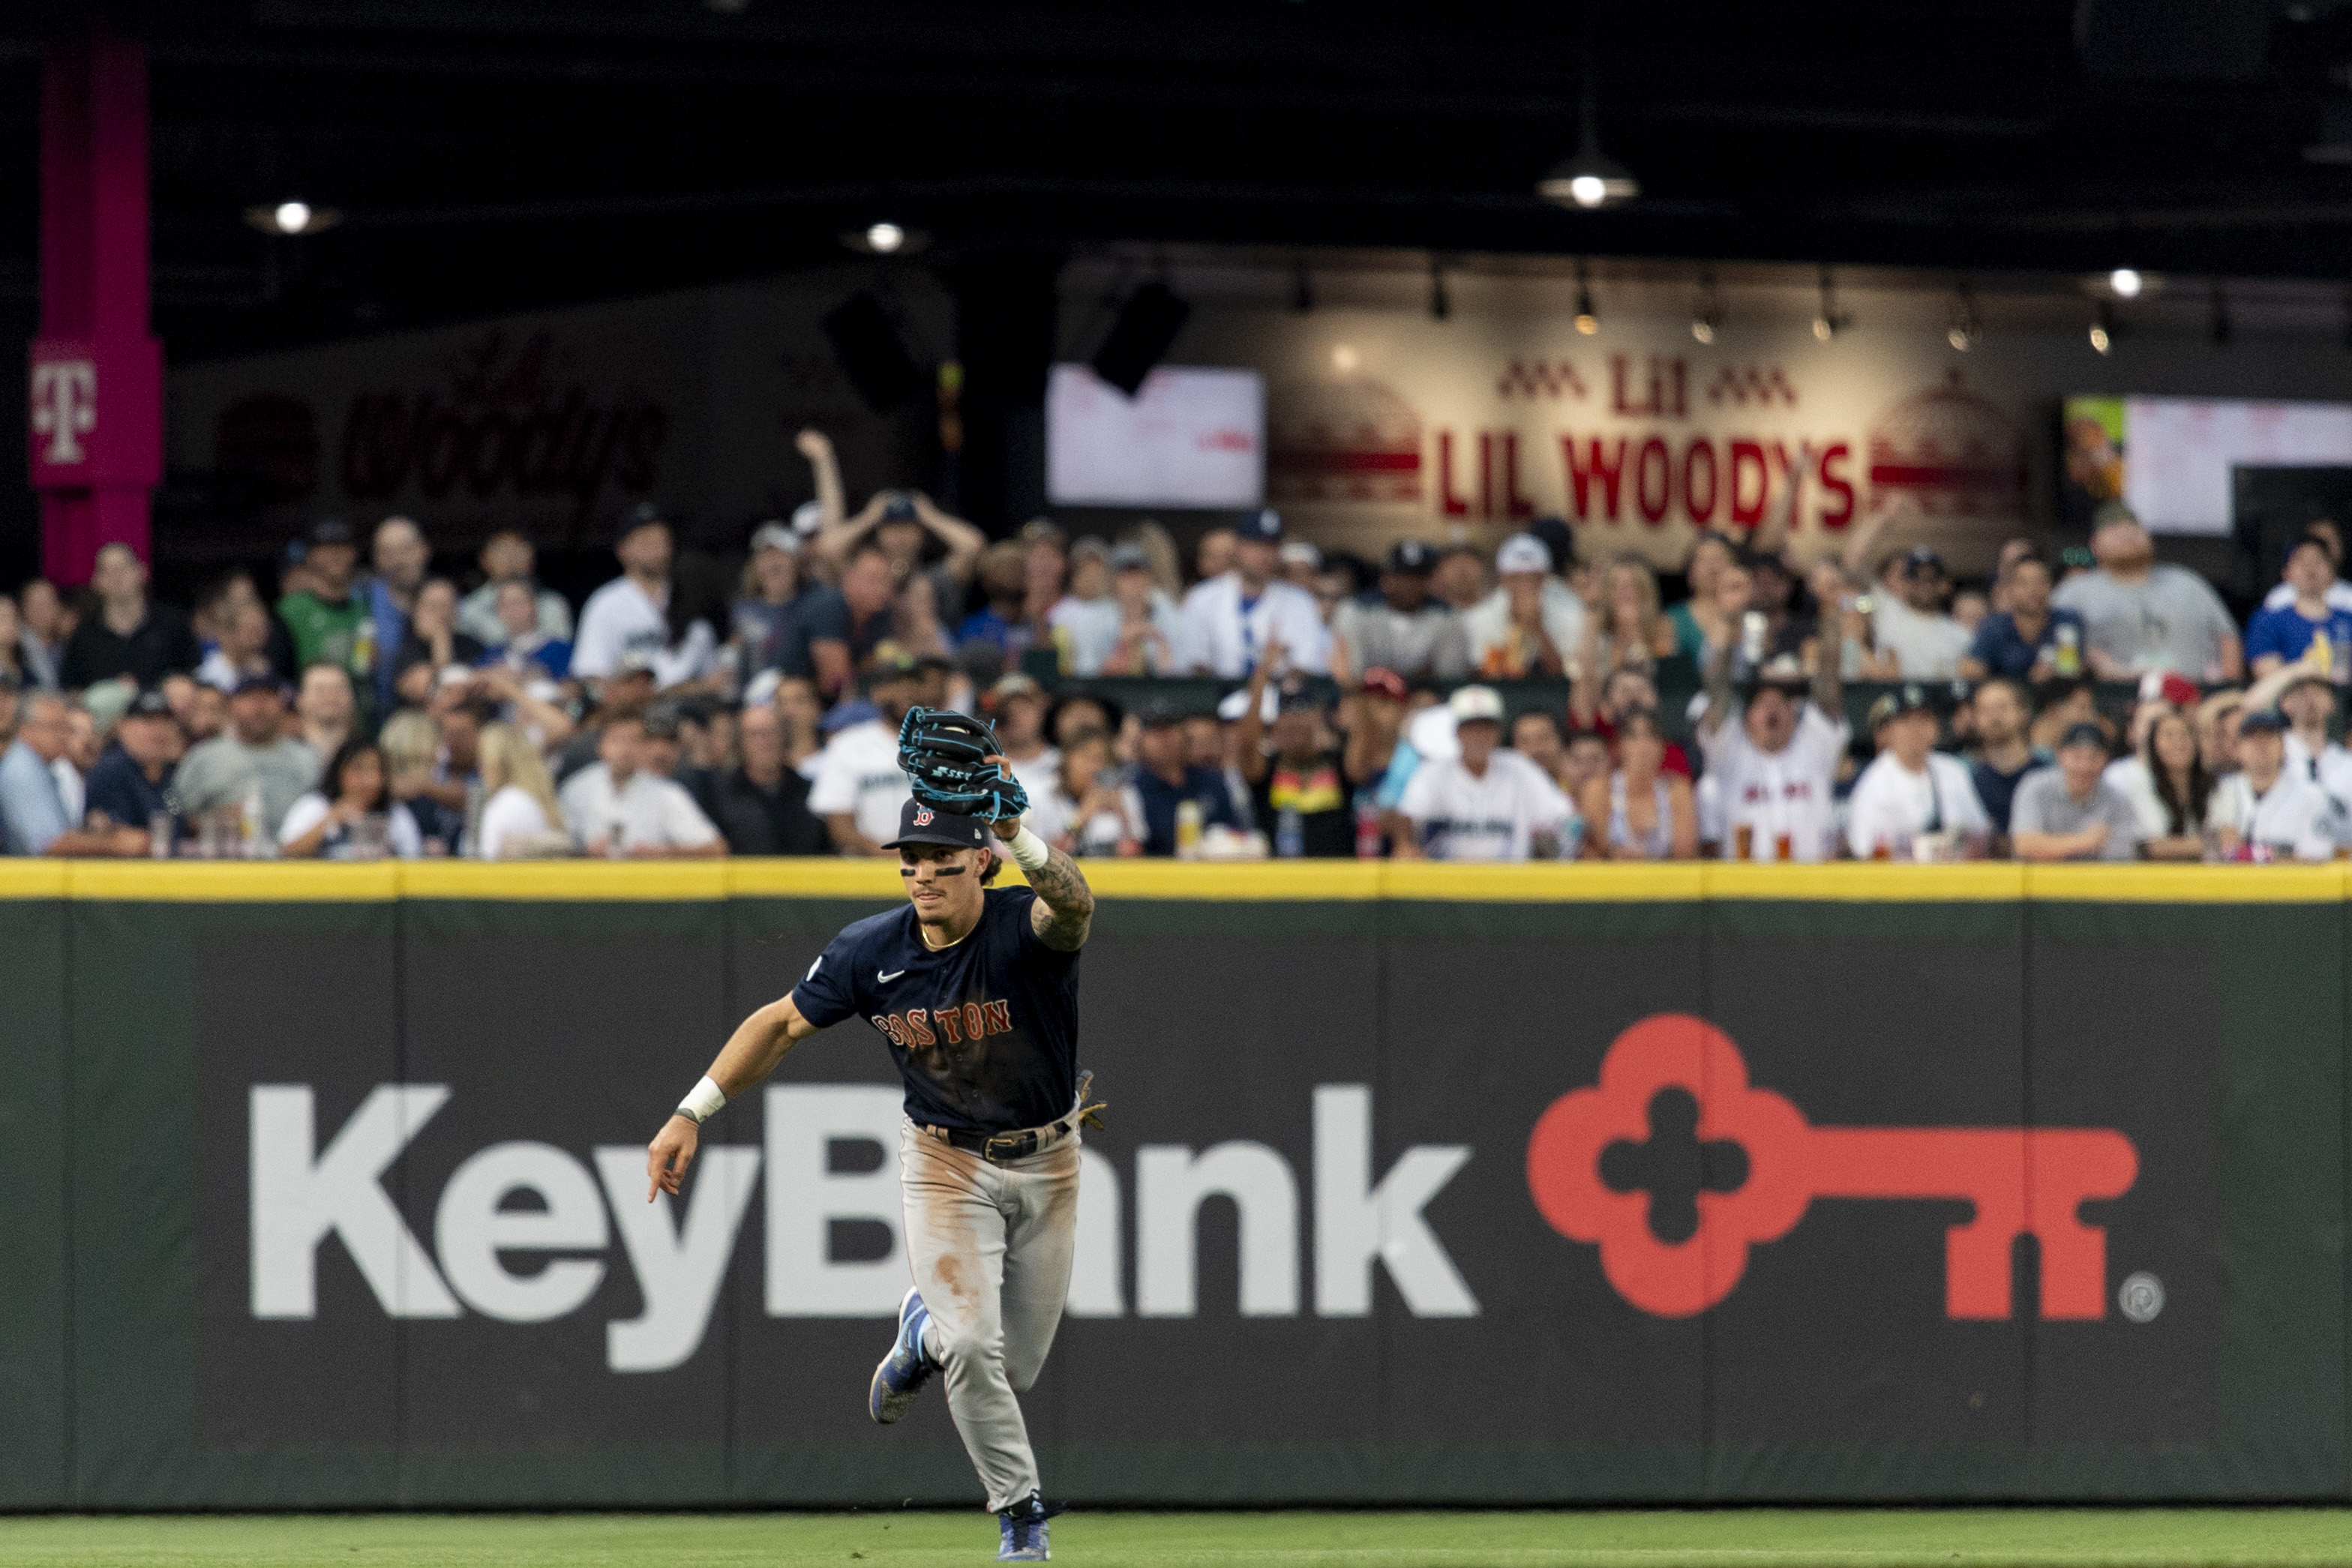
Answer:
[
  {"left": 996, "top": 1493, "right": 1057, "bottom": 1561},
  {"left": 868, "top": 1286, "right": 935, "bottom": 1425}
]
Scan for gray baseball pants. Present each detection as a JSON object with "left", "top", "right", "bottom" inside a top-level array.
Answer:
[{"left": 898, "top": 1119, "right": 1082, "bottom": 1513}]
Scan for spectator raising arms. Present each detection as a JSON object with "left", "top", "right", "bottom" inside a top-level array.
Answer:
[
  {"left": 1391, "top": 685, "right": 1571, "bottom": 861},
  {"left": 1177, "top": 509, "right": 1330, "bottom": 678},
  {"left": 1580, "top": 708, "right": 1696, "bottom": 861},
  {"left": 1695, "top": 638, "right": 1847, "bottom": 862},
  {"left": 280, "top": 738, "right": 424, "bottom": 860},
  {"left": 1844, "top": 686, "right": 1991, "bottom": 859},
  {"left": 816, "top": 488, "right": 987, "bottom": 629},
  {"left": 2008, "top": 723, "right": 2144, "bottom": 862},
  {"left": 58, "top": 544, "right": 198, "bottom": 691},
  {"left": 474, "top": 721, "right": 570, "bottom": 860}
]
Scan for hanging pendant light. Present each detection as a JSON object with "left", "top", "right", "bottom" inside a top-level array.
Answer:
[{"left": 1538, "top": 25, "right": 1639, "bottom": 209}]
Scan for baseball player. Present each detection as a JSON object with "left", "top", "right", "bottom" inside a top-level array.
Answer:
[{"left": 646, "top": 710, "right": 1098, "bottom": 1562}]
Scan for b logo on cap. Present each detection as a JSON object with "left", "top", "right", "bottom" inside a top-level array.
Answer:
[{"left": 913, "top": 807, "right": 935, "bottom": 827}]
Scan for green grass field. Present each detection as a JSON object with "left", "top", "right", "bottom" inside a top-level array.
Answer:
[{"left": 1, "top": 1510, "right": 2350, "bottom": 1568}]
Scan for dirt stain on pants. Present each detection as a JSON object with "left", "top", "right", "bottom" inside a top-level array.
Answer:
[{"left": 898, "top": 1120, "right": 1081, "bottom": 1513}]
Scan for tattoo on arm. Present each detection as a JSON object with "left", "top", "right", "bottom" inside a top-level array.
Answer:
[{"left": 1025, "top": 844, "right": 1096, "bottom": 951}]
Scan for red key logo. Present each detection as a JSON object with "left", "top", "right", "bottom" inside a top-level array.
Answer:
[{"left": 1526, "top": 1014, "right": 2139, "bottom": 1320}]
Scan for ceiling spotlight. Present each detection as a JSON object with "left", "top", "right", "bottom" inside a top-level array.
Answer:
[
  {"left": 1537, "top": 57, "right": 1639, "bottom": 208},
  {"left": 244, "top": 199, "right": 340, "bottom": 237},
  {"left": 1690, "top": 270, "right": 1723, "bottom": 345},
  {"left": 1574, "top": 260, "right": 1598, "bottom": 334},
  {"left": 1811, "top": 267, "right": 1850, "bottom": 342},
  {"left": 2089, "top": 303, "right": 2116, "bottom": 355},
  {"left": 1946, "top": 286, "right": 1981, "bottom": 352},
  {"left": 842, "top": 222, "right": 928, "bottom": 256},
  {"left": 2209, "top": 284, "right": 2233, "bottom": 347},
  {"left": 2109, "top": 267, "right": 2144, "bottom": 299},
  {"left": 1429, "top": 256, "right": 1450, "bottom": 322}
]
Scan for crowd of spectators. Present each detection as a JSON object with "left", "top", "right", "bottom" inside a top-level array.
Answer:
[{"left": 1, "top": 422, "right": 2348, "bottom": 868}]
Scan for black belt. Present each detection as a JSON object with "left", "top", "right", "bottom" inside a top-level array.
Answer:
[{"left": 926, "top": 1072, "right": 1108, "bottom": 1165}]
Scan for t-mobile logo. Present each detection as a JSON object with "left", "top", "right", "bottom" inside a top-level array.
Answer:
[{"left": 29, "top": 358, "right": 95, "bottom": 465}]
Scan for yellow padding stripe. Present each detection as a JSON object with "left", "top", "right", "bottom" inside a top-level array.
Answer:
[{"left": 3, "top": 856, "right": 2350, "bottom": 904}]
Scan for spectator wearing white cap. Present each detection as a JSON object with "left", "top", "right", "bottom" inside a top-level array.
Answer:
[
  {"left": 456, "top": 528, "right": 573, "bottom": 650},
  {"left": 1329, "top": 538, "right": 1468, "bottom": 685},
  {"left": 1390, "top": 685, "right": 1571, "bottom": 860},
  {"left": 1694, "top": 636, "right": 1849, "bottom": 862},
  {"left": 732, "top": 520, "right": 816, "bottom": 677},
  {"left": 1844, "top": 685, "right": 1990, "bottom": 859},
  {"left": 1176, "top": 509, "right": 1330, "bottom": 679},
  {"left": 1463, "top": 533, "right": 1586, "bottom": 680},
  {"left": 987, "top": 673, "right": 1061, "bottom": 808},
  {"left": 1279, "top": 539, "right": 1323, "bottom": 595}
]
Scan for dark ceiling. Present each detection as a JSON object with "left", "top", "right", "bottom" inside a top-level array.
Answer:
[{"left": 0, "top": 0, "right": 2348, "bottom": 355}]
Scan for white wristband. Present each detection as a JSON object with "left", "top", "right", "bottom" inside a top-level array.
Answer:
[
  {"left": 676, "top": 1075, "right": 727, "bottom": 1125},
  {"left": 1006, "top": 824, "right": 1051, "bottom": 873}
]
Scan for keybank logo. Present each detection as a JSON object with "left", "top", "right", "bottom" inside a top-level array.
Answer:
[
  {"left": 248, "top": 1083, "right": 1477, "bottom": 1374},
  {"left": 1525, "top": 1014, "right": 2140, "bottom": 1321}
]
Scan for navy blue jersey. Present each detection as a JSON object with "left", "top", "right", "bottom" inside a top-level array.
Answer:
[{"left": 790, "top": 886, "right": 1082, "bottom": 1134}]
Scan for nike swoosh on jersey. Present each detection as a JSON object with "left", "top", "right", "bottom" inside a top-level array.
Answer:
[{"left": 878, "top": 969, "right": 906, "bottom": 982}]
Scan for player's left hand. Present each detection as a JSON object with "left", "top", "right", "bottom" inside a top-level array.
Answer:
[{"left": 982, "top": 754, "right": 1022, "bottom": 839}]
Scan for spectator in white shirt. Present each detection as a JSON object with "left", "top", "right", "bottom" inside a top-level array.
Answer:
[
  {"left": 985, "top": 673, "right": 1060, "bottom": 807},
  {"left": 571, "top": 502, "right": 718, "bottom": 690},
  {"left": 1462, "top": 532, "right": 1583, "bottom": 681},
  {"left": 475, "top": 721, "right": 569, "bottom": 859},
  {"left": 556, "top": 710, "right": 724, "bottom": 857},
  {"left": 1695, "top": 646, "right": 1849, "bottom": 863},
  {"left": 1845, "top": 685, "right": 1991, "bottom": 859},
  {"left": 1096, "top": 542, "right": 1184, "bottom": 676},
  {"left": 1870, "top": 547, "right": 1972, "bottom": 680},
  {"left": 1047, "top": 537, "right": 1124, "bottom": 675},
  {"left": 1177, "top": 508, "right": 1330, "bottom": 678},
  {"left": 2258, "top": 517, "right": 2352, "bottom": 617},
  {"left": 1390, "top": 685, "right": 1570, "bottom": 860},
  {"left": 278, "top": 736, "right": 424, "bottom": 860},
  {"left": 806, "top": 651, "right": 922, "bottom": 856},
  {"left": 2209, "top": 707, "right": 2337, "bottom": 862}
]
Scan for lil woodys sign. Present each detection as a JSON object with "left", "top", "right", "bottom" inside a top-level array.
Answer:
[{"left": 1172, "top": 299, "right": 2049, "bottom": 574}]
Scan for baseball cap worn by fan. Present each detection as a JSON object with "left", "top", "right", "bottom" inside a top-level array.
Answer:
[
  {"left": 750, "top": 521, "right": 799, "bottom": 556},
  {"left": 882, "top": 797, "right": 992, "bottom": 851},
  {"left": 617, "top": 501, "right": 665, "bottom": 543},
  {"left": 1237, "top": 508, "right": 1283, "bottom": 544},
  {"left": 1496, "top": 534, "right": 1552, "bottom": 577},
  {"left": 1386, "top": 539, "right": 1436, "bottom": 575},
  {"left": 2240, "top": 707, "right": 2290, "bottom": 736},
  {"left": 308, "top": 517, "right": 355, "bottom": 550},
  {"left": 1868, "top": 684, "right": 1935, "bottom": 730},
  {"left": 2057, "top": 721, "right": 2109, "bottom": 753},
  {"left": 1450, "top": 685, "right": 1505, "bottom": 725},
  {"left": 1109, "top": 542, "right": 1152, "bottom": 574}
]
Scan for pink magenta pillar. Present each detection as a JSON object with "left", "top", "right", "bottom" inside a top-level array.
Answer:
[{"left": 28, "top": 32, "right": 162, "bottom": 586}]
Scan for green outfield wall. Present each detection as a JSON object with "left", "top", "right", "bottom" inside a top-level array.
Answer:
[{"left": 0, "top": 859, "right": 2344, "bottom": 1507}]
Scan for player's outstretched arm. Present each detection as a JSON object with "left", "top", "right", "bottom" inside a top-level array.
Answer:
[
  {"left": 646, "top": 992, "right": 821, "bottom": 1201},
  {"left": 1020, "top": 839, "right": 1096, "bottom": 952}
]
